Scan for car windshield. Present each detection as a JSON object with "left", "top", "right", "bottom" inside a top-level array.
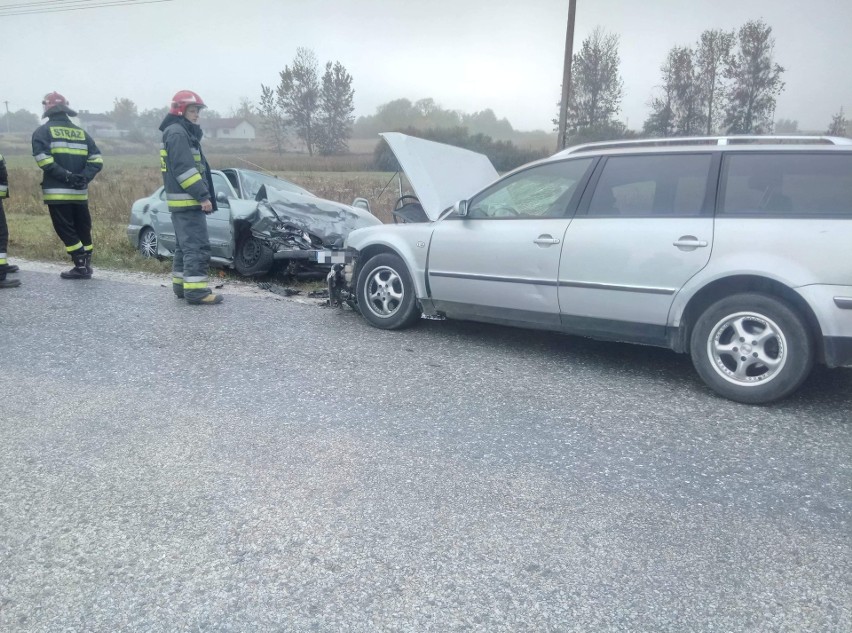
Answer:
[{"left": 241, "top": 170, "right": 313, "bottom": 198}]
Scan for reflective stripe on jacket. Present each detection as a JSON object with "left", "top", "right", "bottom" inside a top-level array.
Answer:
[
  {"left": 0, "top": 154, "right": 7, "bottom": 199},
  {"left": 31, "top": 114, "right": 103, "bottom": 204},
  {"left": 160, "top": 117, "right": 212, "bottom": 211}
]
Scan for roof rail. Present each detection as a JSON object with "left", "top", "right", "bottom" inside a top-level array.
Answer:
[{"left": 557, "top": 135, "right": 852, "bottom": 155}]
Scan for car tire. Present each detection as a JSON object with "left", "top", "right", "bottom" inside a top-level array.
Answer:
[
  {"left": 690, "top": 293, "right": 814, "bottom": 404},
  {"left": 356, "top": 253, "right": 421, "bottom": 330},
  {"left": 234, "top": 233, "right": 274, "bottom": 277},
  {"left": 138, "top": 227, "right": 158, "bottom": 259}
]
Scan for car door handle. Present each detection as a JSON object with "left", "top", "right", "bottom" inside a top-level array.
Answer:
[
  {"left": 534, "top": 235, "right": 561, "bottom": 246},
  {"left": 673, "top": 236, "right": 708, "bottom": 248}
]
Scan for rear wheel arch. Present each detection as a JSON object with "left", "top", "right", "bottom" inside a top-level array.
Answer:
[
  {"left": 689, "top": 292, "right": 816, "bottom": 403},
  {"left": 677, "top": 275, "right": 824, "bottom": 362}
]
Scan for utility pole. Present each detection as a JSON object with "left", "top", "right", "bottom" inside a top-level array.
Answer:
[{"left": 556, "top": 0, "right": 577, "bottom": 151}]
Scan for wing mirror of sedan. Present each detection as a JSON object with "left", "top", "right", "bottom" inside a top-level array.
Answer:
[
  {"left": 352, "top": 197, "right": 372, "bottom": 213},
  {"left": 453, "top": 200, "right": 469, "bottom": 217},
  {"left": 216, "top": 191, "right": 230, "bottom": 206}
]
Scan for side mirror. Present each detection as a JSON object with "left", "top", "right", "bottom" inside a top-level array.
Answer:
[
  {"left": 453, "top": 199, "right": 469, "bottom": 217},
  {"left": 352, "top": 197, "right": 371, "bottom": 213},
  {"left": 216, "top": 191, "right": 230, "bottom": 205}
]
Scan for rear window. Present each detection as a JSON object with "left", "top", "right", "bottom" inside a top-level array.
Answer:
[
  {"left": 587, "top": 154, "right": 712, "bottom": 217},
  {"left": 720, "top": 153, "right": 852, "bottom": 217}
]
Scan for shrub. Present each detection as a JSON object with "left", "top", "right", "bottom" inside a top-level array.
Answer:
[{"left": 373, "top": 127, "right": 548, "bottom": 173}]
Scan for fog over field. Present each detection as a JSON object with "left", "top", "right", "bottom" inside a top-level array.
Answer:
[{"left": 0, "top": 0, "right": 850, "bottom": 132}]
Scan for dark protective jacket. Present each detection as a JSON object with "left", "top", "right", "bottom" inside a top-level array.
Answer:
[
  {"left": 0, "top": 153, "right": 7, "bottom": 200},
  {"left": 31, "top": 113, "right": 103, "bottom": 204},
  {"left": 158, "top": 114, "right": 216, "bottom": 211}
]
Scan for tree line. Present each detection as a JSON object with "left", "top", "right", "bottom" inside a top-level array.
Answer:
[
  {"left": 258, "top": 47, "right": 355, "bottom": 156},
  {"left": 557, "top": 18, "right": 847, "bottom": 145},
  {"left": 3, "top": 27, "right": 847, "bottom": 160}
]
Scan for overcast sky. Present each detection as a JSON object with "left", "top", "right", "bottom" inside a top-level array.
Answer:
[{"left": 1, "top": 0, "right": 849, "bottom": 133}]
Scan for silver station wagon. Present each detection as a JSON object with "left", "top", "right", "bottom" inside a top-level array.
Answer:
[{"left": 327, "top": 133, "right": 852, "bottom": 404}]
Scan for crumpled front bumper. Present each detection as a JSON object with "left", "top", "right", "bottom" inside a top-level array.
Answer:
[
  {"left": 325, "top": 252, "right": 358, "bottom": 308},
  {"left": 269, "top": 248, "right": 354, "bottom": 264}
]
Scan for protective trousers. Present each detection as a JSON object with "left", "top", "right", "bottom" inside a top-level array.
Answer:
[
  {"left": 171, "top": 209, "right": 212, "bottom": 301},
  {"left": 0, "top": 199, "right": 8, "bottom": 261},
  {"left": 48, "top": 203, "right": 93, "bottom": 260}
]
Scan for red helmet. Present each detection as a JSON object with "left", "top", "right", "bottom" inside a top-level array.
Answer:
[
  {"left": 42, "top": 91, "right": 76, "bottom": 116},
  {"left": 169, "top": 90, "right": 206, "bottom": 116}
]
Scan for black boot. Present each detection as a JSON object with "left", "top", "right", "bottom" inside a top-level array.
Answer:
[
  {"left": 0, "top": 263, "right": 19, "bottom": 274},
  {"left": 60, "top": 252, "right": 92, "bottom": 280},
  {"left": 84, "top": 252, "right": 94, "bottom": 276},
  {"left": 0, "top": 272, "right": 20, "bottom": 288}
]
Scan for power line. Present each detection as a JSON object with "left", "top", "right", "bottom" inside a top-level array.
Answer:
[
  {"left": 0, "top": 0, "right": 98, "bottom": 9},
  {"left": 0, "top": 0, "right": 171, "bottom": 15},
  {"left": 0, "top": 0, "right": 174, "bottom": 16}
]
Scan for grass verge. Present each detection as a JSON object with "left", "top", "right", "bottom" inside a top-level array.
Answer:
[
  {"left": 4, "top": 157, "right": 406, "bottom": 282},
  {"left": 7, "top": 213, "right": 172, "bottom": 273},
  {"left": 6, "top": 213, "right": 328, "bottom": 296}
]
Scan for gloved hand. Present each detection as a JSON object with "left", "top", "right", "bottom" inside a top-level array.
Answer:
[{"left": 69, "top": 174, "right": 88, "bottom": 190}]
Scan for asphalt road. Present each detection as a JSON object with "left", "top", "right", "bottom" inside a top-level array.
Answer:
[{"left": 1, "top": 266, "right": 850, "bottom": 632}]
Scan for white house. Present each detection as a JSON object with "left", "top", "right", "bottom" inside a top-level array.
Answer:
[
  {"left": 204, "top": 118, "right": 256, "bottom": 141},
  {"left": 76, "top": 111, "right": 127, "bottom": 138}
]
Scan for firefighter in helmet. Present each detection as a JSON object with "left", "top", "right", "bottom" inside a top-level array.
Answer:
[
  {"left": 31, "top": 91, "right": 103, "bottom": 279},
  {"left": 158, "top": 90, "right": 222, "bottom": 305}
]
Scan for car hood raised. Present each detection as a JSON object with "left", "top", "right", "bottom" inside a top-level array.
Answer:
[
  {"left": 381, "top": 132, "right": 499, "bottom": 221},
  {"left": 249, "top": 185, "right": 381, "bottom": 249}
]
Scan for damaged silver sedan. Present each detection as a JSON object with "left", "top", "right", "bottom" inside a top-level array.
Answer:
[{"left": 127, "top": 167, "right": 379, "bottom": 277}]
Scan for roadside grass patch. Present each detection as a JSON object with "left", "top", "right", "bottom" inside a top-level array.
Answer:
[{"left": 4, "top": 154, "right": 411, "bottom": 273}]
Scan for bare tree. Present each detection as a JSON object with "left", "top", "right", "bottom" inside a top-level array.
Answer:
[
  {"left": 644, "top": 46, "right": 705, "bottom": 136},
  {"left": 644, "top": 96, "right": 675, "bottom": 138},
  {"left": 258, "top": 84, "right": 288, "bottom": 155},
  {"left": 774, "top": 118, "right": 799, "bottom": 134},
  {"left": 231, "top": 97, "right": 258, "bottom": 122},
  {"left": 695, "top": 29, "right": 734, "bottom": 134},
  {"left": 557, "top": 27, "right": 624, "bottom": 144},
  {"left": 0, "top": 108, "right": 39, "bottom": 133},
  {"left": 110, "top": 97, "right": 138, "bottom": 130},
  {"left": 827, "top": 107, "right": 847, "bottom": 136},
  {"left": 671, "top": 47, "right": 706, "bottom": 135},
  {"left": 277, "top": 47, "right": 321, "bottom": 155},
  {"left": 643, "top": 58, "right": 676, "bottom": 137},
  {"left": 316, "top": 61, "right": 355, "bottom": 155},
  {"left": 724, "top": 20, "right": 785, "bottom": 134}
]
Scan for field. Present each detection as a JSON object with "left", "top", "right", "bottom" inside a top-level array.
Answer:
[{"left": 3, "top": 147, "right": 409, "bottom": 272}]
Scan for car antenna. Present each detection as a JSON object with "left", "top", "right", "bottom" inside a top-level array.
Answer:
[{"left": 234, "top": 156, "right": 279, "bottom": 178}]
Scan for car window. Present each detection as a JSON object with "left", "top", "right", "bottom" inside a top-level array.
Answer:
[
  {"left": 720, "top": 153, "right": 852, "bottom": 217},
  {"left": 240, "top": 170, "right": 313, "bottom": 199},
  {"left": 588, "top": 154, "right": 712, "bottom": 217},
  {"left": 223, "top": 170, "right": 240, "bottom": 192},
  {"left": 466, "top": 158, "right": 593, "bottom": 219},
  {"left": 211, "top": 173, "right": 233, "bottom": 201}
]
